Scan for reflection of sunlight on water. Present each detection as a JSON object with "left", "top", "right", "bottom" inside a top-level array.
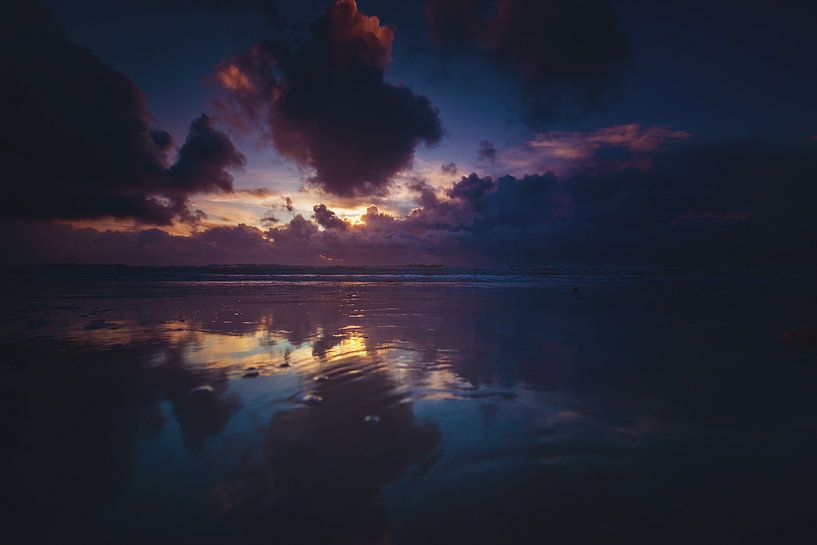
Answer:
[
  {"left": 184, "top": 331, "right": 268, "bottom": 364},
  {"left": 320, "top": 332, "right": 369, "bottom": 361},
  {"left": 21, "top": 294, "right": 529, "bottom": 428},
  {"left": 157, "top": 314, "right": 479, "bottom": 408}
]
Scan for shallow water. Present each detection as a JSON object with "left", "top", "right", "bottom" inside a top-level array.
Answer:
[{"left": 2, "top": 270, "right": 817, "bottom": 544}]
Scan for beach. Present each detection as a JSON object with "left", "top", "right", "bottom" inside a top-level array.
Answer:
[{"left": 2, "top": 266, "right": 817, "bottom": 544}]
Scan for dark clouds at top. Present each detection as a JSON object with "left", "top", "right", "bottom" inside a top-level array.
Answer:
[
  {"left": 426, "top": 0, "right": 632, "bottom": 125},
  {"left": 3, "top": 0, "right": 816, "bottom": 267},
  {"left": 216, "top": 0, "right": 443, "bottom": 198},
  {"left": 1, "top": 1, "right": 244, "bottom": 225}
]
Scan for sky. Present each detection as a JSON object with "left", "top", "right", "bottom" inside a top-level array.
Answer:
[{"left": 2, "top": 0, "right": 816, "bottom": 265}]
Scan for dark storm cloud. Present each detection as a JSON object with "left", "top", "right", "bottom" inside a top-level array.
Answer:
[
  {"left": 559, "top": 141, "right": 817, "bottom": 263},
  {"left": 0, "top": 1, "right": 244, "bottom": 225},
  {"left": 422, "top": 141, "right": 817, "bottom": 264},
  {"left": 426, "top": 0, "right": 632, "bottom": 125},
  {"left": 216, "top": 0, "right": 443, "bottom": 198},
  {"left": 312, "top": 204, "right": 349, "bottom": 231},
  {"left": 4, "top": 140, "right": 816, "bottom": 266},
  {"left": 477, "top": 141, "right": 498, "bottom": 163},
  {"left": 447, "top": 172, "right": 497, "bottom": 200},
  {"left": 168, "top": 115, "right": 246, "bottom": 194}
]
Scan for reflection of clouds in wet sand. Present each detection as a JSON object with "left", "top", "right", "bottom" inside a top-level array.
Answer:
[
  {"left": 0, "top": 340, "right": 240, "bottom": 543},
  {"left": 4, "top": 282, "right": 817, "bottom": 544},
  {"left": 2, "top": 288, "right": 454, "bottom": 543},
  {"left": 213, "top": 355, "right": 440, "bottom": 545}
]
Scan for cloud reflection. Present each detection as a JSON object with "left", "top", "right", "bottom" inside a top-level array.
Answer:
[{"left": 4, "top": 280, "right": 817, "bottom": 543}]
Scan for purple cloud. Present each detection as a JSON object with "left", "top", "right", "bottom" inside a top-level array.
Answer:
[{"left": 216, "top": 0, "right": 443, "bottom": 198}]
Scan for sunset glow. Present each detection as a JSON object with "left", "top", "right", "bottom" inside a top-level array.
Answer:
[{"left": 4, "top": 4, "right": 817, "bottom": 541}]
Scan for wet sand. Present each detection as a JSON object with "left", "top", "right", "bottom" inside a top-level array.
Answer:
[{"left": 2, "top": 273, "right": 817, "bottom": 544}]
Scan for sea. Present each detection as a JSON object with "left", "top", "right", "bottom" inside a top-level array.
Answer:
[{"left": 2, "top": 264, "right": 816, "bottom": 544}]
